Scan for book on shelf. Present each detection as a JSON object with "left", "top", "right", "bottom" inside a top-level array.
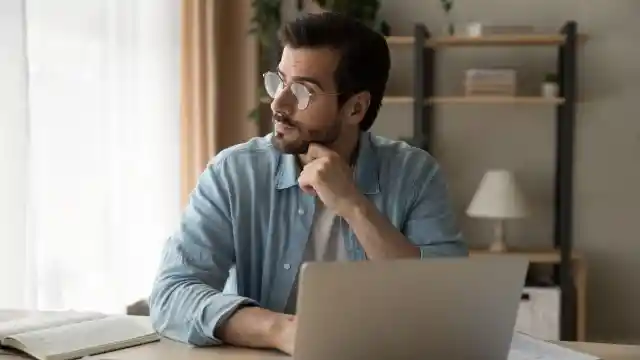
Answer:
[{"left": 0, "top": 311, "right": 160, "bottom": 360}]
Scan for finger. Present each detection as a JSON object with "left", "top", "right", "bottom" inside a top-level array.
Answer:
[
  {"left": 306, "top": 143, "right": 338, "bottom": 161},
  {"left": 300, "top": 184, "right": 316, "bottom": 196},
  {"left": 297, "top": 170, "right": 317, "bottom": 196}
]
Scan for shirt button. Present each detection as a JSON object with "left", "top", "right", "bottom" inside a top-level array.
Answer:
[
  {"left": 283, "top": 263, "right": 291, "bottom": 270},
  {"left": 298, "top": 208, "right": 305, "bottom": 215}
]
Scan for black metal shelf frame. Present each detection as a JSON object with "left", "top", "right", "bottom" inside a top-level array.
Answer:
[{"left": 411, "top": 21, "right": 579, "bottom": 341}]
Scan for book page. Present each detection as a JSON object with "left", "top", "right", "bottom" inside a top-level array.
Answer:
[
  {"left": 508, "top": 332, "right": 601, "bottom": 360},
  {"left": 5, "top": 315, "right": 159, "bottom": 360},
  {"left": 0, "top": 311, "right": 105, "bottom": 339}
]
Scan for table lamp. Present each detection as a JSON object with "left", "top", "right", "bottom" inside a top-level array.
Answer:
[{"left": 466, "top": 169, "right": 529, "bottom": 252}]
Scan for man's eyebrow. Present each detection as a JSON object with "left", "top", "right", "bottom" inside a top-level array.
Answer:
[{"left": 277, "top": 68, "right": 324, "bottom": 91}]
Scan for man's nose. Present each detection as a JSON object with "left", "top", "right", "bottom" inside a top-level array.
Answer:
[{"left": 270, "top": 87, "right": 296, "bottom": 116}]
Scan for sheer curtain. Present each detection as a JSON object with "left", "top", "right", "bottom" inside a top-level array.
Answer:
[{"left": 19, "top": 0, "right": 181, "bottom": 313}]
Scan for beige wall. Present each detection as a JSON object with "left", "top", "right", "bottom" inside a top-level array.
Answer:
[{"left": 368, "top": 0, "right": 639, "bottom": 343}]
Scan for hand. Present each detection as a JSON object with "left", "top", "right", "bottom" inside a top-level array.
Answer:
[
  {"left": 298, "top": 144, "right": 364, "bottom": 217},
  {"left": 269, "top": 314, "right": 297, "bottom": 355}
]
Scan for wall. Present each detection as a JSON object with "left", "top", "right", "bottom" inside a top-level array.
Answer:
[
  {"left": 369, "top": 0, "right": 640, "bottom": 342},
  {"left": 0, "top": 0, "right": 28, "bottom": 308}
]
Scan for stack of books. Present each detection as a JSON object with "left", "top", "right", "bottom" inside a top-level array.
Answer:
[{"left": 464, "top": 68, "right": 517, "bottom": 96}]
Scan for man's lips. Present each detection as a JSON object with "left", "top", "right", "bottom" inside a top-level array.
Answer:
[{"left": 274, "top": 120, "right": 295, "bottom": 133}]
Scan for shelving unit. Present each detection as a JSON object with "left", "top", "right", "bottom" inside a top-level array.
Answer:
[{"left": 389, "top": 23, "right": 585, "bottom": 341}]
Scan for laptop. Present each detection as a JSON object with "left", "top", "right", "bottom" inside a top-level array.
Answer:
[{"left": 292, "top": 255, "right": 528, "bottom": 360}]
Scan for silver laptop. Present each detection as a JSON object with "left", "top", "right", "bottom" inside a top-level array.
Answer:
[{"left": 293, "top": 255, "right": 528, "bottom": 360}]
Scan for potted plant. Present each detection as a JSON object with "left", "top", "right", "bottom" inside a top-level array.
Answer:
[
  {"left": 439, "top": 0, "right": 454, "bottom": 35},
  {"left": 541, "top": 73, "right": 559, "bottom": 98}
]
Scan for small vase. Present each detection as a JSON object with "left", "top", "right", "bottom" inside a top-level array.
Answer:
[{"left": 541, "top": 82, "right": 559, "bottom": 98}]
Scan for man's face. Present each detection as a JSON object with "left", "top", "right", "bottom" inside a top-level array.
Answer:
[{"left": 269, "top": 46, "right": 344, "bottom": 154}]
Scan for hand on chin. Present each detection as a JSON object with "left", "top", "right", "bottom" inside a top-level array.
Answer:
[{"left": 298, "top": 143, "right": 363, "bottom": 217}]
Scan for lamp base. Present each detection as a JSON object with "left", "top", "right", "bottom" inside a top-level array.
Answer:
[
  {"left": 488, "top": 238, "right": 508, "bottom": 253},
  {"left": 488, "top": 219, "right": 508, "bottom": 253}
]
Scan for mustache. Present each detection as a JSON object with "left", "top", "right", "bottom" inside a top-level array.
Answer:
[{"left": 272, "top": 112, "right": 296, "bottom": 128}]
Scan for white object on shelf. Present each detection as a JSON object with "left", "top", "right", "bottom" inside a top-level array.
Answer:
[
  {"left": 467, "top": 22, "right": 483, "bottom": 37},
  {"left": 466, "top": 169, "right": 529, "bottom": 252},
  {"left": 515, "top": 287, "right": 561, "bottom": 340},
  {"left": 542, "top": 82, "right": 559, "bottom": 98}
]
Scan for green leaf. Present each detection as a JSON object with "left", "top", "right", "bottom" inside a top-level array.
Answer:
[
  {"left": 439, "top": 0, "right": 453, "bottom": 12},
  {"left": 248, "top": 107, "right": 260, "bottom": 122}
]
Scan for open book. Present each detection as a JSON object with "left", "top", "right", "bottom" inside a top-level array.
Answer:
[{"left": 0, "top": 311, "right": 160, "bottom": 360}]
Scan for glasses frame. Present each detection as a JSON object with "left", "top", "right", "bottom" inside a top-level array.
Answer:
[{"left": 262, "top": 71, "right": 340, "bottom": 110}]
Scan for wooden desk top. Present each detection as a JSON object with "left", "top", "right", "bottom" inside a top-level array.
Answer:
[{"left": 1, "top": 310, "right": 639, "bottom": 360}]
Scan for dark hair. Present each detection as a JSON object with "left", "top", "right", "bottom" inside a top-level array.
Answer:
[{"left": 278, "top": 12, "right": 390, "bottom": 131}]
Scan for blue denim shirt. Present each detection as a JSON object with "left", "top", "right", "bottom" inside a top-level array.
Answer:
[{"left": 149, "top": 131, "right": 467, "bottom": 346}]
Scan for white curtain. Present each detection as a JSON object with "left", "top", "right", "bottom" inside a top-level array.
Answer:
[{"left": 3, "top": 0, "right": 181, "bottom": 313}]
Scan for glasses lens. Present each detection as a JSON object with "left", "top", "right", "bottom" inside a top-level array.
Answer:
[
  {"left": 290, "top": 83, "right": 310, "bottom": 110},
  {"left": 264, "top": 72, "right": 283, "bottom": 98}
]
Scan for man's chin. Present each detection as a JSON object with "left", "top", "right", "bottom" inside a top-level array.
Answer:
[{"left": 271, "top": 135, "right": 309, "bottom": 155}]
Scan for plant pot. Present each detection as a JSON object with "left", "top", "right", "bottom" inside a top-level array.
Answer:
[{"left": 541, "top": 82, "right": 558, "bottom": 98}]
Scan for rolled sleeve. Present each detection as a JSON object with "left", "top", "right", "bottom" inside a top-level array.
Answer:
[
  {"left": 403, "top": 161, "right": 468, "bottom": 258},
  {"left": 149, "top": 160, "right": 257, "bottom": 346}
]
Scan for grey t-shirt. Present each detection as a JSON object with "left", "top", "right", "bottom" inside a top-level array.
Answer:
[{"left": 284, "top": 197, "right": 349, "bottom": 314}]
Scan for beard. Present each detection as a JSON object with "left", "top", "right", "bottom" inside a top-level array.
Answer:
[{"left": 270, "top": 112, "right": 341, "bottom": 154}]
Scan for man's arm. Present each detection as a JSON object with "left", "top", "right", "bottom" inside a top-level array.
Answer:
[
  {"left": 148, "top": 159, "right": 287, "bottom": 348},
  {"left": 342, "top": 160, "right": 467, "bottom": 259},
  {"left": 216, "top": 307, "right": 295, "bottom": 353},
  {"left": 342, "top": 196, "right": 421, "bottom": 259}
]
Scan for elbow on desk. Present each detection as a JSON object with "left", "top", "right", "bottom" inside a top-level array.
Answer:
[{"left": 148, "top": 280, "right": 221, "bottom": 347}]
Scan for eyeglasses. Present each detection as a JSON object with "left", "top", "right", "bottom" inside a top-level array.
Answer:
[{"left": 262, "top": 71, "right": 339, "bottom": 110}]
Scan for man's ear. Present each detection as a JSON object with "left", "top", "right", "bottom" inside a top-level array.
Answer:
[
  {"left": 346, "top": 91, "right": 371, "bottom": 124},
  {"left": 350, "top": 103, "right": 361, "bottom": 116}
]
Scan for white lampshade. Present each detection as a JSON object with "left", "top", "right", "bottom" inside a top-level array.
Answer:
[{"left": 466, "top": 169, "right": 528, "bottom": 219}]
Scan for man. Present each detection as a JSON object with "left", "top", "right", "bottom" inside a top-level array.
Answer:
[{"left": 149, "top": 12, "right": 467, "bottom": 356}]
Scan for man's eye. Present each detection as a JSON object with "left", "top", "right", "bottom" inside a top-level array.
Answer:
[{"left": 291, "top": 83, "right": 311, "bottom": 96}]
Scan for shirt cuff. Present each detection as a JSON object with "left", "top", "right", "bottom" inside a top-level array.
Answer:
[{"left": 197, "top": 295, "right": 259, "bottom": 345}]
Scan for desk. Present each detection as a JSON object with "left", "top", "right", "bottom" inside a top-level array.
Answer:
[{"left": 2, "top": 311, "right": 639, "bottom": 360}]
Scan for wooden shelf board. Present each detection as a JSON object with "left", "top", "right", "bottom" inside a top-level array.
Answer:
[
  {"left": 381, "top": 96, "right": 414, "bottom": 104},
  {"left": 470, "top": 248, "right": 582, "bottom": 264},
  {"left": 385, "top": 36, "right": 417, "bottom": 45},
  {"left": 429, "top": 96, "right": 565, "bottom": 104},
  {"left": 386, "top": 34, "right": 587, "bottom": 47},
  {"left": 382, "top": 96, "right": 564, "bottom": 105}
]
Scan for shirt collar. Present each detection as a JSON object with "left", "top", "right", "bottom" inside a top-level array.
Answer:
[{"left": 274, "top": 131, "right": 380, "bottom": 195}]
